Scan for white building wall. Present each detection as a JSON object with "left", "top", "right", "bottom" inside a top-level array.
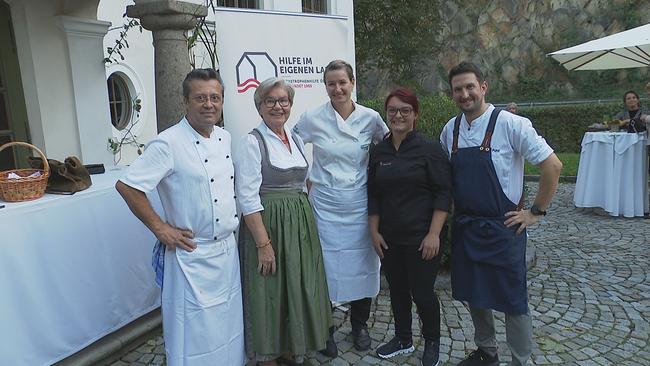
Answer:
[
  {"left": 5, "top": 0, "right": 355, "bottom": 166},
  {"left": 10, "top": 0, "right": 80, "bottom": 161},
  {"left": 7, "top": 0, "right": 114, "bottom": 165},
  {"left": 97, "top": 0, "right": 356, "bottom": 165},
  {"left": 98, "top": 0, "right": 157, "bottom": 165}
]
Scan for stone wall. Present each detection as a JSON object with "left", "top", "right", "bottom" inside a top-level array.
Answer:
[{"left": 358, "top": 0, "right": 650, "bottom": 100}]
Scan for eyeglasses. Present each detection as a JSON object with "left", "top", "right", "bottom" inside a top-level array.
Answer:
[
  {"left": 191, "top": 94, "right": 222, "bottom": 104},
  {"left": 264, "top": 98, "right": 291, "bottom": 108},
  {"left": 386, "top": 107, "right": 413, "bottom": 117}
]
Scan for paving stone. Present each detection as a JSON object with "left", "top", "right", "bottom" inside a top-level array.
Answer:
[
  {"left": 138, "top": 353, "right": 154, "bottom": 363},
  {"left": 110, "top": 361, "right": 129, "bottom": 366},
  {"left": 111, "top": 183, "right": 650, "bottom": 365}
]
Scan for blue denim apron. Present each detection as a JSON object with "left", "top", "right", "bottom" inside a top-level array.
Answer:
[{"left": 450, "top": 109, "right": 528, "bottom": 315}]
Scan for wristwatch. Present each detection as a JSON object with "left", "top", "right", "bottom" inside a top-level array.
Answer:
[{"left": 530, "top": 204, "right": 547, "bottom": 216}]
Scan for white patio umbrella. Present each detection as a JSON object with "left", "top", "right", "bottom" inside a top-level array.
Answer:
[{"left": 549, "top": 23, "right": 650, "bottom": 71}]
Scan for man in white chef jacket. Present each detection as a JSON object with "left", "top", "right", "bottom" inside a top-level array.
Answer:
[{"left": 116, "top": 68, "right": 246, "bottom": 366}]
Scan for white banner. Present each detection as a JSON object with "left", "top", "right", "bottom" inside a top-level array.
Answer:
[{"left": 214, "top": 9, "right": 354, "bottom": 149}]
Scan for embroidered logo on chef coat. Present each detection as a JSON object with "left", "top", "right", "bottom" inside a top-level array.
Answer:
[{"left": 361, "top": 143, "right": 370, "bottom": 151}]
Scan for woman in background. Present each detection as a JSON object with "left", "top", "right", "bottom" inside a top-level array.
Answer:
[{"left": 614, "top": 90, "right": 647, "bottom": 132}]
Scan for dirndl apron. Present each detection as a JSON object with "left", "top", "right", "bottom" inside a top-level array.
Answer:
[
  {"left": 239, "top": 129, "right": 331, "bottom": 361},
  {"left": 309, "top": 184, "right": 380, "bottom": 302},
  {"left": 162, "top": 234, "right": 246, "bottom": 366},
  {"left": 449, "top": 109, "right": 529, "bottom": 315}
]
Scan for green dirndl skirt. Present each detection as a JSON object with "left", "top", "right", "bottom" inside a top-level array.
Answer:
[{"left": 240, "top": 191, "right": 332, "bottom": 360}]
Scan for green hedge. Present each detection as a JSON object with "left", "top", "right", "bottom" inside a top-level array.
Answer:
[
  {"left": 361, "top": 94, "right": 623, "bottom": 153},
  {"left": 520, "top": 103, "right": 621, "bottom": 153}
]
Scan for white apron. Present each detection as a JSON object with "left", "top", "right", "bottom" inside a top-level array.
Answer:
[
  {"left": 309, "top": 184, "right": 380, "bottom": 302},
  {"left": 161, "top": 234, "right": 246, "bottom": 366}
]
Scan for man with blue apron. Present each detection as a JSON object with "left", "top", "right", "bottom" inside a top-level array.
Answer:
[{"left": 440, "top": 62, "right": 562, "bottom": 366}]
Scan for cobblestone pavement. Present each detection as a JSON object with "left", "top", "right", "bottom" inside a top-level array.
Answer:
[{"left": 112, "top": 183, "right": 650, "bottom": 365}]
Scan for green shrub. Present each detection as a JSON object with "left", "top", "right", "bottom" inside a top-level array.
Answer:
[
  {"left": 363, "top": 94, "right": 623, "bottom": 153},
  {"left": 520, "top": 103, "right": 621, "bottom": 153}
]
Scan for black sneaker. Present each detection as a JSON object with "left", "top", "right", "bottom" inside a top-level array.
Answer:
[
  {"left": 376, "top": 336, "right": 414, "bottom": 359},
  {"left": 421, "top": 340, "right": 440, "bottom": 366},
  {"left": 319, "top": 326, "right": 338, "bottom": 358},
  {"left": 458, "top": 349, "right": 499, "bottom": 366},
  {"left": 351, "top": 327, "right": 371, "bottom": 351}
]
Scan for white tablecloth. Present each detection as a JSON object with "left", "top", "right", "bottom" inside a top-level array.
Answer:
[
  {"left": 574, "top": 132, "right": 649, "bottom": 217},
  {"left": 0, "top": 167, "right": 161, "bottom": 366}
]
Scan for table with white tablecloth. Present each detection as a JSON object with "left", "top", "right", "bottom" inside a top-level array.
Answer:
[
  {"left": 574, "top": 131, "right": 649, "bottom": 217},
  {"left": 0, "top": 167, "right": 161, "bottom": 366}
]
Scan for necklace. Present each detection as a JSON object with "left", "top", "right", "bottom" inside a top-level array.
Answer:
[{"left": 279, "top": 133, "right": 291, "bottom": 152}]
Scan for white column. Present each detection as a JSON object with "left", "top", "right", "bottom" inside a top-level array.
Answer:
[{"left": 58, "top": 15, "right": 114, "bottom": 165}]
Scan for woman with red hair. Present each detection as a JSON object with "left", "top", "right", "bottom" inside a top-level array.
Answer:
[{"left": 368, "top": 87, "right": 453, "bottom": 366}]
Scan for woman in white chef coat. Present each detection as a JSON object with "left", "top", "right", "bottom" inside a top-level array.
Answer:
[{"left": 292, "top": 60, "right": 389, "bottom": 355}]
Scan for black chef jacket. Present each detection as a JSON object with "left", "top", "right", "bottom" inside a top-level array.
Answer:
[{"left": 368, "top": 131, "right": 453, "bottom": 246}]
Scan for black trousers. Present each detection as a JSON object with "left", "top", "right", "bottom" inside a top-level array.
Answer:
[
  {"left": 349, "top": 297, "right": 372, "bottom": 330},
  {"left": 381, "top": 243, "right": 441, "bottom": 342}
]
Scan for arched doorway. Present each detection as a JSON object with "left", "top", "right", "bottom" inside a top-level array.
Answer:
[{"left": 0, "top": 1, "right": 30, "bottom": 170}]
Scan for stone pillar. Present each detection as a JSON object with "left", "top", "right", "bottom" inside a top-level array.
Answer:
[{"left": 127, "top": 1, "right": 207, "bottom": 132}]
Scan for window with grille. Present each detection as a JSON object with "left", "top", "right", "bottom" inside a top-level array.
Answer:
[
  {"left": 217, "top": 0, "right": 259, "bottom": 8},
  {"left": 107, "top": 73, "right": 132, "bottom": 131},
  {"left": 302, "top": 0, "right": 327, "bottom": 14}
]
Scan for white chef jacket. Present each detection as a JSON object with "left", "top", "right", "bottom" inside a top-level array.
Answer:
[
  {"left": 120, "top": 117, "right": 238, "bottom": 242},
  {"left": 293, "top": 101, "right": 388, "bottom": 189},
  {"left": 120, "top": 117, "right": 245, "bottom": 366},
  {"left": 234, "top": 121, "right": 308, "bottom": 216},
  {"left": 440, "top": 104, "right": 554, "bottom": 205}
]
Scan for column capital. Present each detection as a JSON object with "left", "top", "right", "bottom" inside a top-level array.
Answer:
[
  {"left": 126, "top": 1, "right": 208, "bottom": 31},
  {"left": 57, "top": 15, "right": 111, "bottom": 38}
]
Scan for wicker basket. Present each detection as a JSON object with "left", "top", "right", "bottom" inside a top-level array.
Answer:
[{"left": 0, "top": 142, "right": 50, "bottom": 202}]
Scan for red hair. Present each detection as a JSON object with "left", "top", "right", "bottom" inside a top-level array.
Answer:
[{"left": 384, "top": 87, "right": 420, "bottom": 129}]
